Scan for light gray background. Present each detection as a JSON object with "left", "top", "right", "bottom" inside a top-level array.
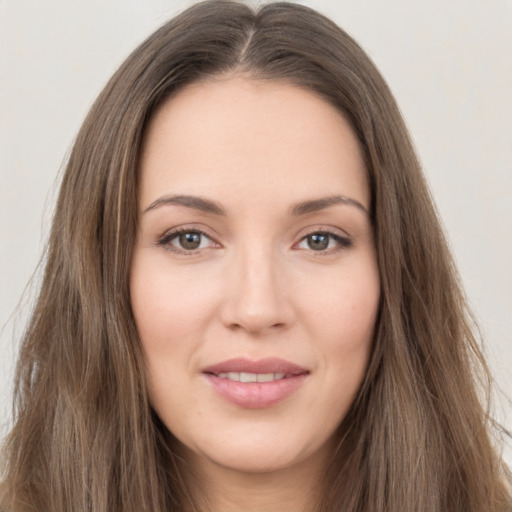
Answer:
[{"left": 1, "top": 0, "right": 511, "bottom": 462}]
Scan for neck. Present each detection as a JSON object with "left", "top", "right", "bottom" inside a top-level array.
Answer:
[{"left": 177, "top": 446, "right": 330, "bottom": 512}]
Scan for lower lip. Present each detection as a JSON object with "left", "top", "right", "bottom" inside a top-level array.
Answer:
[{"left": 204, "top": 374, "right": 308, "bottom": 409}]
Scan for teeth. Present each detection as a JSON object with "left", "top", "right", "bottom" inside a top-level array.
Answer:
[
  {"left": 257, "top": 373, "right": 276, "bottom": 382},
  {"left": 240, "top": 372, "right": 256, "bottom": 383},
  {"left": 216, "top": 372, "right": 286, "bottom": 382}
]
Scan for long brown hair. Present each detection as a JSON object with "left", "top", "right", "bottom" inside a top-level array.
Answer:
[{"left": 1, "top": 1, "right": 510, "bottom": 511}]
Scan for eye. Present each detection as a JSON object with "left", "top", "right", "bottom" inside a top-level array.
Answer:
[
  {"left": 159, "top": 229, "right": 216, "bottom": 252},
  {"left": 296, "top": 231, "right": 352, "bottom": 252}
]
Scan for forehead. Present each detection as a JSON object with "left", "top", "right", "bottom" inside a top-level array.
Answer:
[{"left": 138, "top": 76, "right": 369, "bottom": 212}]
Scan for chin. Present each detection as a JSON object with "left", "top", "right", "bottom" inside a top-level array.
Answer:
[{"left": 178, "top": 429, "right": 334, "bottom": 477}]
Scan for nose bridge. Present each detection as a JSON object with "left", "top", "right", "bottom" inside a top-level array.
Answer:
[{"left": 221, "top": 239, "right": 290, "bottom": 333}]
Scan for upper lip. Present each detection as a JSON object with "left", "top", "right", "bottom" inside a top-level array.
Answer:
[{"left": 202, "top": 358, "right": 309, "bottom": 376}]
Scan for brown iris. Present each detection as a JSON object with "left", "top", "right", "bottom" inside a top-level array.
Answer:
[
  {"left": 307, "top": 233, "right": 329, "bottom": 251},
  {"left": 179, "top": 232, "right": 202, "bottom": 250}
]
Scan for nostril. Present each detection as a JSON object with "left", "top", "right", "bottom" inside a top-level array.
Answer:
[{"left": 226, "top": 320, "right": 287, "bottom": 335}]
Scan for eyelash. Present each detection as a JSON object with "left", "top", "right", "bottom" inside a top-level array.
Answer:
[
  {"left": 296, "top": 230, "right": 353, "bottom": 254},
  {"left": 157, "top": 227, "right": 218, "bottom": 254},
  {"left": 157, "top": 227, "right": 353, "bottom": 255}
]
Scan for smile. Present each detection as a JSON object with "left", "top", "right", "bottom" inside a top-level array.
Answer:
[
  {"left": 216, "top": 372, "right": 286, "bottom": 382},
  {"left": 202, "top": 358, "right": 309, "bottom": 408}
]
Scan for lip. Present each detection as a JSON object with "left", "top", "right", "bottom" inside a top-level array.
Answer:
[
  {"left": 203, "top": 357, "right": 308, "bottom": 375},
  {"left": 202, "top": 358, "right": 309, "bottom": 409}
]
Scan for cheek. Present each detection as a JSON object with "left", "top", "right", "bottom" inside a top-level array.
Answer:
[
  {"left": 304, "top": 259, "right": 380, "bottom": 395},
  {"left": 130, "top": 255, "right": 220, "bottom": 350},
  {"left": 305, "top": 258, "right": 380, "bottom": 346},
  {"left": 129, "top": 256, "right": 209, "bottom": 419}
]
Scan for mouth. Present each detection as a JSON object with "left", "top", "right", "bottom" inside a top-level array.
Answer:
[
  {"left": 202, "top": 358, "right": 309, "bottom": 408},
  {"left": 213, "top": 371, "right": 288, "bottom": 382}
]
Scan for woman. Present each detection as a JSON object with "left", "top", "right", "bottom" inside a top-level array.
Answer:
[{"left": 1, "top": 1, "right": 510, "bottom": 511}]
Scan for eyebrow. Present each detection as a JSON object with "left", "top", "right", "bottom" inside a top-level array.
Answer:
[
  {"left": 143, "top": 193, "right": 368, "bottom": 216},
  {"left": 290, "top": 195, "right": 368, "bottom": 216},
  {"left": 144, "top": 195, "right": 226, "bottom": 215}
]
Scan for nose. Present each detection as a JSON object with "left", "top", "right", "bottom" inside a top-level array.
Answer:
[{"left": 220, "top": 246, "right": 294, "bottom": 335}]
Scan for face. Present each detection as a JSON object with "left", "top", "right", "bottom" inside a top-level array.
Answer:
[{"left": 130, "top": 77, "right": 380, "bottom": 477}]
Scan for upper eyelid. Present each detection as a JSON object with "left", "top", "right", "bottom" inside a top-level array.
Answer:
[
  {"left": 157, "top": 226, "right": 219, "bottom": 250},
  {"left": 160, "top": 224, "right": 217, "bottom": 240},
  {"left": 296, "top": 224, "right": 351, "bottom": 240}
]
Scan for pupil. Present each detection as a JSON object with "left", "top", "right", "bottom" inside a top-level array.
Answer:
[
  {"left": 308, "top": 233, "right": 329, "bottom": 251},
  {"left": 179, "top": 232, "right": 201, "bottom": 250}
]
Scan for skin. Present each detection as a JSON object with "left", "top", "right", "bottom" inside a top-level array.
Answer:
[{"left": 130, "top": 76, "right": 380, "bottom": 512}]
